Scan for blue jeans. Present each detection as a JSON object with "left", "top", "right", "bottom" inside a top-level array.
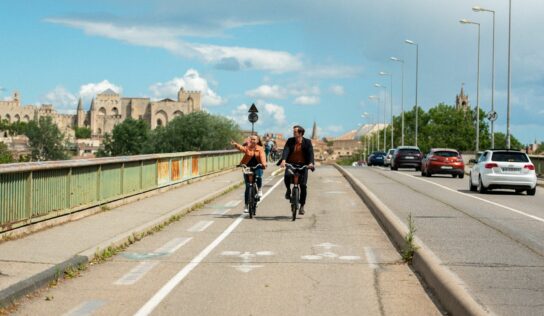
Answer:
[{"left": 244, "top": 168, "right": 263, "bottom": 205}]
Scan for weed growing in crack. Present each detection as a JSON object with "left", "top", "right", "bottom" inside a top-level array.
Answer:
[{"left": 402, "top": 213, "right": 419, "bottom": 263}]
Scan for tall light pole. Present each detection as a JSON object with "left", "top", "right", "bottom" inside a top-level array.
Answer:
[
  {"left": 390, "top": 57, "right": 405, "bottom": 146},
  {"left": 369, "top": 95, "right": 380, "bottom": 151},
  {"left": 361, "top": 112, "right": 370, "bottom": 159},
  {"left": 473, "top": 5, "right": 496, "bottom": 148},
  {"left": 405, "top": 39, "right": 419, "bottom": 147},
  {"left": 460, "top": 18, "right": 481, "bottom": 154},
  {"left": 380, "top": 71, "right": 394, "bottom": 149},
  {"left": 374, "top": 83, "right": 387, "bottom": 151},
  {"left": 506, "top": 0, "right": 512, "bottom": 149}
]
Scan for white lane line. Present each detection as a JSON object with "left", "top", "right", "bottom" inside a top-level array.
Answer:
[
  {"left": 155, "top": 237, "right": 192, "bottom": 254},
  {"left": 212, "top": 208, "right": 231, "bottom": 215},
  {"left": 187, "top": 220, "right": 214, "bottom": 232},
  {"left": 115, "top": 238, "right": 192, "bottom": 286},
  {"left": 395, "top": 172, "right": 544, "bottom": 224},
  {"left": 62, "top": 300, "right": 106, "bottom": 316},
  {"left": 115, "top": 262, "right": 159, "bottom": 285},
  {"left": 364, "top": 247, "right": 379, "bottom": 269},
  {"left": 134, "top": 177, "right": 285, "bottom": 316},
  {"left": 225, "top": 200, "right": 241, "bottom": 207}
]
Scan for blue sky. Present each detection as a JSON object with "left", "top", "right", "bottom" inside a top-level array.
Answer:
[{"left": 1, "top": 0, "right": 543, "bottom": 144}]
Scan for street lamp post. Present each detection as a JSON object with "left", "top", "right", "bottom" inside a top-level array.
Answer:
[
  {"left": 390, "top": 57, "right": 405, "bottom": 146},
  {"left": 374, "top": 83, "right": 387, "bottom": 151},
  {"left": 380, "top": 71, "right": 394, "bottom": 149},
  {"left": 473, "top": 5, "right": 496, "bottom": 148},
  {"left": 506, "top": 0, "right": 512, "bottom": 149},
  {"left": 369, "top": 95, "right": 380, "bottom": 151},
  {"left": 460, "top": 19, "right": 481, "bottom": 154},
  {"left": 405, "top": 39, "right": 419, "bottom": 147}
]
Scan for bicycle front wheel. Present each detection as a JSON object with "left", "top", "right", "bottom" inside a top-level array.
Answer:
[
  {"left": 291, "top": 186, "right": 299, "bottom": 221},
  {"left": 248, "top": 185, "right": 255, "bottom": 219}
]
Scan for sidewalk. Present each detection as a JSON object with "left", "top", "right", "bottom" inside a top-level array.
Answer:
[{"left": 0, "top": 169, "right": 243, "bottom": 307}]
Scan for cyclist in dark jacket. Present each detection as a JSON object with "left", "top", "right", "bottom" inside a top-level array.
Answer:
[{"left": 277, "top": 125, "right": 314, "bottom": 215}]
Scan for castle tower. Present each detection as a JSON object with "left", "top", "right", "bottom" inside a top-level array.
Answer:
[
  {"left": 178, "top": 87, "right": 202, "bottom": 112},
  {"left": 76, "top": 98, "right": 85, "bottom": 127},
  {"left": 456, "top": 84, "right": 470, "bottom": 111},
  {"left": 311, "top": 121, "right": 318, "bottom": 140}
]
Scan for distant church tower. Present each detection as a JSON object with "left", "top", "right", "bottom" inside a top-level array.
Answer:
[
  {"left": 76, "top": 98, "right": 85, "bottom": 127},
  {"left": 456, "top": 84, "right": 470, "bottom": 111},
  {"left": 311, "top": 121, "right": 318, "bottom": 140}
]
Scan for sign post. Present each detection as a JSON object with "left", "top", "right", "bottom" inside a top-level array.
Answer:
[{"left": 248, "top": 103, "right": 259, "bottom": 134}]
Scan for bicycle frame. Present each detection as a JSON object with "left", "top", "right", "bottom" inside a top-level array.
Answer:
[
  {"left": 285, "top": 163, "right": 307, "bottom": 221},
  {"left": 239, "top": 164, "right": 262, "bottom": 218}
]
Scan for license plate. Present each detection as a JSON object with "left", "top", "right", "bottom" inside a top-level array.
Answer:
[
  {"left": 441, "top": 166, "right": 453, "bottom": 169},
  {"left": 502, "top": 167, "right": 520, "bottom": 172},
  {"left": 405, "top": 156, "right": 414, "bottom": 159}
]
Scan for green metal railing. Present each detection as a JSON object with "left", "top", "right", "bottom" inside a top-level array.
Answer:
[{"left": 0, "top": 150, "right": 242, "bottom": 232}]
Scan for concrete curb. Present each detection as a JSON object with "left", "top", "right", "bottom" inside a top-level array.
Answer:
[
  {"left": 0, "top": 177, "right": 243, "bottom": 308},
  {"left": 334, "top": 164, "right": 493, "bottom": 316}
]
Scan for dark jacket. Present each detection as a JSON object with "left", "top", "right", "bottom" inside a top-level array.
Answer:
[{"left": 278, "top": 137, "right": 314, "bottom": 166}]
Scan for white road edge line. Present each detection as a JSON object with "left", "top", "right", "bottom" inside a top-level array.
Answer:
[
  {"left": 134, "top": 177, "right": 285, "bottom": 316},
  {"left": 395, "top": 171, "right": 544, "bottom": 224}
]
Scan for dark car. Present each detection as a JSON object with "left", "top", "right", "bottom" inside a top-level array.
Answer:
[
  {"left": 390, "top": 146, "right": 422, "bottom": 171},
  {"left": 367, "top": 151, "right": 386, "bottom": 166},
  {"left": 421, "top": 148, "right": 465, "bottom": 178}
]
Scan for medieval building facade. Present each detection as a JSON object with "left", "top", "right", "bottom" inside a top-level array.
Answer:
[{"left": 0, "top": 87, "right": 201, "bottom": 138}]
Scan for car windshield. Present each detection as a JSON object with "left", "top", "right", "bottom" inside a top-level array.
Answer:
[
  {"left": 434, "top": 151, "right": 458, "bottom": 157},
  {"left": 388, "top": 150, "right": 395, "bottom": 155},
  {"left": 491, "top": 152, "right": 529, "bottom": 163},
  {"left": 398, "top": 149, "right": 420, "bottom": 154}
]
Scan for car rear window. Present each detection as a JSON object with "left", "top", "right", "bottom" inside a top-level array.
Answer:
[
  {"left": 398, "top": 149, "right": 420, "bottom": 154},
  {"left": 491, "top": 152, "right": 529, "bottom": 162},
  {"left": 434, "top": 151, "right": 458, "bottom": 157}
]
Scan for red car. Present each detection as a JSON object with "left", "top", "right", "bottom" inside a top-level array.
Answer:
[{"left": 421, "top": 148, "right": 465, "bottom": 178}]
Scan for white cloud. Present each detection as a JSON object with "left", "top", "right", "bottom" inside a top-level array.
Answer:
[
  {"left": 245, "top": 85, "right": 286, "bottom": 99},
  {"left": 46, "top": 18, "right": 303, "bottom": 73},
  {"left": 289, "top": 85, "right": 320, "bottom": 96},
  {"left": 330, "top": 84, "right": 345, "bottom": 95},
  {"left": 264, "top": 103, "right": 286, "bottom": 125},
  {"left": 41, "top": 86, "right": 78, "bottom": 113},
  {"left": 80, "top": 80, "right": 122, "bottom": 103},
  {"left": 149, "top": 69, "right": 224, "bottom": 106},
  {"left": 293, "top": 95, "right": 319, "bottom": 105}
]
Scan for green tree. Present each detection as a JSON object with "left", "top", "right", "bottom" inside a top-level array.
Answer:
[
  {"left": 101, "top": 118, "right": 151, "bottom": 156},
  {"left": 492, "top": 132, "right": 523, "bottom": 150},
  {"left": 74, "top": 127, "right": 92, "bottom": 139},
  {"left": 0, "top": 142, "right": 14, "bottom": 164},
  {"left": 25, "top": 116, "right": 68, "bottom": 161},
  {"left": 150, "top": 112, "right": 241, "bottom": 153}
]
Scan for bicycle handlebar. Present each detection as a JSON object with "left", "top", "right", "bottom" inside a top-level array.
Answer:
[{"left": 238, "top": 163, "right": 263, "bottom": 169}]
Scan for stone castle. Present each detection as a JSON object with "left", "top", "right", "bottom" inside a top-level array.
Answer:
[{"left": 0, "top": 87, "right": 201, "bottom": 138}]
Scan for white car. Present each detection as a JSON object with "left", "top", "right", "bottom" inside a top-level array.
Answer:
[
  {"left": 469, "top": 149, "right": 537, "bottom": 195},
  {"left": 384, "top": 148, "right": 395, "bottom": 167}
]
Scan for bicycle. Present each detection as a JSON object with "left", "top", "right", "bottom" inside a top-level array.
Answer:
[
  {"left": 238, "top": 163, "right": 263, "bottom": 219},
  {"left": 285, "top": 163, "right": 309, "bottom": 221}
]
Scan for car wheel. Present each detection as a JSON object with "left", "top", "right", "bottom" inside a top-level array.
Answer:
[
  {"left": 458, "top": 174, "right": 464, "bottom": 179},
  {"left": 391, "top": 165, "right": 397, "bottom": 171},
  {"left": 426, "top": 171, "right": 432, "bottom": 177},
  {"left": 469, "top": 174, "right": 477, "bottom": 191},
  {"left": 415, "top": 167, "right": 421, "bottom": 171},
  {"left": 527, "top": 187, "right": 536, "bottom": 196},
  {"left": 477, "top": 176, "right": 487, "bottom": 193},
  {"left": 452, "top": 174, "right": 457, "bottom": 178}
]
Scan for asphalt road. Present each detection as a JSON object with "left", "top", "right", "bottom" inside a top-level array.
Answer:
[
  {"left": 343, "top": 165, "right": 544, "bottom": 316},
  {"left": 12, "top": 166, "right": 439, "bottom": 316}
]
